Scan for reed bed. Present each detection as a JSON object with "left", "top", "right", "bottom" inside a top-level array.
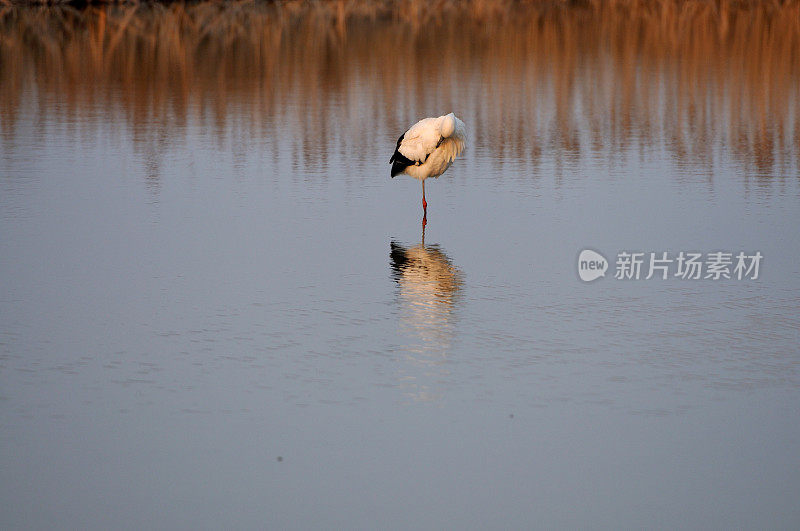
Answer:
[{"left": 1, "top": 0, "right": 798, "bottom": 176}]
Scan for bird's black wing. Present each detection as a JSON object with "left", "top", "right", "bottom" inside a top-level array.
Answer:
[{"left": 389, "top": 133, "right": 415, "bottom": 177}]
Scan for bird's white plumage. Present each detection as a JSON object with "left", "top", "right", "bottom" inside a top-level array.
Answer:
[
  {"left": 394, "top": 113, "right": 467, "bottom": 180},
  {"left": 397, "top": 117, "right": 443, "bottom": 162}
]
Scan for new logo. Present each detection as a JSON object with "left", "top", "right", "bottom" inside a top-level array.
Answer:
[{"left": 578, "top": 249, "right": 608, "bottom": 282}]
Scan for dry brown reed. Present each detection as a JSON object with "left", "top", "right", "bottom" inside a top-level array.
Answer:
[{"left": 1, "top": 0, "right": 798, "bottom": 175}]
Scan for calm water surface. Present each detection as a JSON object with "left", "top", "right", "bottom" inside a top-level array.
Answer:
[{"left": 1, "top": 4, "right": 799, "bottom": 529}]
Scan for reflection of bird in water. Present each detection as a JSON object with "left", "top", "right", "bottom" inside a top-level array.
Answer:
[
  {"left": 389, "top": 113, "right": 467, "bottom": 225},
  {"left": 390, "top": 237, "right": 463, "bottom": 402}
]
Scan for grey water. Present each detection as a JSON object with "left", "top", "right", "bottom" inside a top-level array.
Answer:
[{"left": 2, "top": 7, "right": 800, "bottom": 530}]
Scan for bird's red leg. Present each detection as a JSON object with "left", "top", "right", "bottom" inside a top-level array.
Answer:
[{"left": 421, "top": 180, "right": 427, "bottom": 226}]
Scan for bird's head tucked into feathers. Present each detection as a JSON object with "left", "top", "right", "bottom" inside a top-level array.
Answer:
[{"left": 440, "top": 113, "right": 456, "bottom": 138}]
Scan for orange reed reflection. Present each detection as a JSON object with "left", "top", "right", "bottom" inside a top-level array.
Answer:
[{"left": 1, "top": 1, "right": 798, "bottom": 177}]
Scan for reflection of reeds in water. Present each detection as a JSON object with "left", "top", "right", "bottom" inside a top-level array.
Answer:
[
  {"left": 1, "top": 1, "right": 798, "bottom": 176},
  {"left": 390, "top": 241, "right": 463, "bottom": 402}
]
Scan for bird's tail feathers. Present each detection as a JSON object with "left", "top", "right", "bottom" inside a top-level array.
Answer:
[{"left": 390, "top": 150, "right": 414, "bottom": 177}]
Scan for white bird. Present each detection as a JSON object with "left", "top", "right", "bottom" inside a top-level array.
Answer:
[{"left": 390, "top": 113, "right": 467, "bottom": 222}]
